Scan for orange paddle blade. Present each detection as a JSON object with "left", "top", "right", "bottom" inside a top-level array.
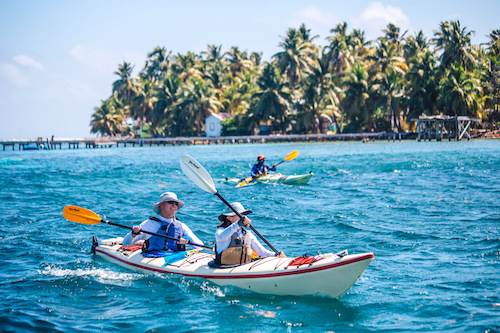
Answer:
[
  {"left": 63, "top": 205, "right": 102, "bottom": 225},
  {"left": 284, "top": 150, "right": 299, "bottom": 161}
]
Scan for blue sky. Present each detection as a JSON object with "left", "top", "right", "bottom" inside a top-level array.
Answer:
[{"left": 0, "top": 0, "right": 498, "bottom": 140}]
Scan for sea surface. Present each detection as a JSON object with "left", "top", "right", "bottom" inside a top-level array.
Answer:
[{"left": 0, "top": 140, "right": 499, "bottom": 332}]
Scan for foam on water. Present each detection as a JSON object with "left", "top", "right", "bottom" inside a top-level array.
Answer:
[{"left": 40, "top": 266, "right": 143, "bottom": 283}]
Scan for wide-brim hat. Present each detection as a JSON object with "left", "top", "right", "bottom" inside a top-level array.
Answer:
[
  {"left": 152, "top": 192, "right": 185, "bottom": 214},
  {"left": 219, "top": 202, "right": 252, "bottom": 219}
]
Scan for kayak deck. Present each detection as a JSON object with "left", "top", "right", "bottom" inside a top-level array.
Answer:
[{"left": 93, "top": 237, "right": 373, "bottom": 298}]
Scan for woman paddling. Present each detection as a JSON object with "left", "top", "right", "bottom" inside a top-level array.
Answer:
[{"left": 214, "top": 202, "right": 285, "bottom": 266}]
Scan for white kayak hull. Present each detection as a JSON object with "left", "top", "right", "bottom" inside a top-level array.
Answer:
[
  {"left": 228, "top": 172, "right": 314, "bottom": 186},
  {"left": 93, "top": 238, "right": 373, "bottom": 298}
]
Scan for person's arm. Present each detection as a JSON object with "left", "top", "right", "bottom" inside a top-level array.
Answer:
[
  {"left": 249, "top": 232, "right": 276, "bottom": 257},
  {"left": 267, "top": 164, "right": 276, "bottom": 172},
  {"left": 122, "top": 220, "right": 152, "bottom": 246},
  {"left": 215, "top": 222, "right": 240, "bottom": 243},
  {"left": 251, "top": 164, "right": 260, "bottom": 178},
  {"left": 180, "top": 223, "right": 204, "bottom": 248}
]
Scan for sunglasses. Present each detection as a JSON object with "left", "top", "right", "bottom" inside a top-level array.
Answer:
[
  {"left": 259, "top": 159, "right": 265, "bottom": 162},
  {"left": 166, "top": 201, "right": 179, "bottom": 206}
]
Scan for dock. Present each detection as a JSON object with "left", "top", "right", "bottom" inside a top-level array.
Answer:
[
  {"left": 416, "top": 116, "right": 481, "bottom": 141},
  {"left": 1, "top": 132, "right": 409, "bottom": 151}
]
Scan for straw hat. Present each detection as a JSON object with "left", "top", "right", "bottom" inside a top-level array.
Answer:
[{"left": 152, "top": 192, "right": 185, "bottom": 214}]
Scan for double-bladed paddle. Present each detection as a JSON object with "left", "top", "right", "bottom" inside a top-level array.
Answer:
[
  {"left": 62, "top": 205, "right": 213, "bottom": 250},
  {"left": 180, "top": 155, "right": 280, "bottom": 254}
]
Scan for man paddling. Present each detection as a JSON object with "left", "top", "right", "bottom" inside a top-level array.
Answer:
[
  {"left": 123, "top": 192, "right": 204, "bottom": 253},
  {"left": 251, "top": 155, "right": 277, "bottom": 179}
]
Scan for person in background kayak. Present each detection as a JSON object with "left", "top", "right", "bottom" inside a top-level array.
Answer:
[
  {"left": 122, "top": 192, "right": 204, "bottom": 253},
  {"left": 214, "top": 202, "right": 285, "bottom": 266},
  {"left": 251, "top": 155, "right": 277, "bottom": 179}
]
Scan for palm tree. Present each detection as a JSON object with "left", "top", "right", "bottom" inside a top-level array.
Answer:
[
  {"left": 248, "top": 63, "right": 291, "bottom": 133},
  {"left": 273, "top": 25, "right": 317, "bottom": 89},
  {"left": 90, "top": 97, "right": 130, "bottom": 136},
  {"left": 175, "top": 77, "right": 222, "bottom": 136},
  {"left": 483, "top": 30, "right": 500, "bottom": 127},
  {"left": 112, "top": 62, "right": 137, "bottom": 105},
  {"left": 131, "top": 79, "right": 158, "bottom": 135},
  {"left": 438, "top": 64, "right": 484, "bottom": 118},
  {"left": 432, "top": 20, "right": 477, "bottom": 70},
  {"left": 340, "top": 63, "right": 374, "bottom": 132},
  {"left": 381, "top": 23, "right": 407, "bottom": 51},
  {"left": 202, "top": 44, "right": 227, "bottom": 64},
  {"left": 294, "top": 51, "right": 339, "bottom": 133},
  {"left": 227, "top": 46, "right": 253, "bottom": 77},
  {"left": 142, "top": 46, "right": 171, "bottom": 82},
  {"left": 368, "top": 38, "right": 407, "bottom": 75},
  {"left": 325, "top": 22, "right": 353, "bottom": 76},
  {"left": 405, "top": 48, "right": 439, "bottom": 120},
  {"left": 373, "top": 67, "right": 405, "bottom": 131},
  {"left": 404, "top": 31, "right": 428, "bottom": 61},
  {"left": 172, "top": 52, "right": 203, "bottom": 82},
  {"left": 152, "top": 75, "right": 182, "bottom": 136}
]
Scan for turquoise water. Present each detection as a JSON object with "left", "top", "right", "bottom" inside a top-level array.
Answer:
[{"left": 1, "top": 140, "right": 499, "bottom": 332}]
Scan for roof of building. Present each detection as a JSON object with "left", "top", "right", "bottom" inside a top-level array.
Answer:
[{"left": 207, "top": 112, "right": 232, "bottom": 121}]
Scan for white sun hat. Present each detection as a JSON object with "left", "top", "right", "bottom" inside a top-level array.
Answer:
[
  {"left": 221, "top": 202, "right": 252, "bottom": 217},
  {"left": 152, "top": 192, "right": 185, "bottom": 214}
]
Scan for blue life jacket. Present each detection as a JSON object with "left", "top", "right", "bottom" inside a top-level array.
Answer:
[{"left": 144, "top": 216, "right": 185, "bottom": 253}]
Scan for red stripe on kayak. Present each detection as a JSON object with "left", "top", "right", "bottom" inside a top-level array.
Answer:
[{"left": 95, "top": 248, "right": 374, "bottom": 280}]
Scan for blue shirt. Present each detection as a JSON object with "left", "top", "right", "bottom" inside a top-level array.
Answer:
[{"left": 251, "top": 163, "right": 276, "bottom": 178}]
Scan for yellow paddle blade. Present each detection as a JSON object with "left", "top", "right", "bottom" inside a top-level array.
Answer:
[
  {"left": 235, "top": 176, "right": 254, "bottom": 188},
  {"left": 63, "top": 205, "right": 102, "bottom": 225},
  {"left": 284, "top": 150, "right": 299, "bottom": 161}
]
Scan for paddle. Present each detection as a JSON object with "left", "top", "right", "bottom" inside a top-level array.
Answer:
[
  {"left": 275, "top": 150, "right": 299, "bottom": 167},
  {"left": 180, "top": 155, "right": 280, "bottom": 254},
  {"left": 62, "top": 205, "right": 213, "bottom": 250},
  {"left": 235, "top": 150, "right": 299, "bottom": 188}
]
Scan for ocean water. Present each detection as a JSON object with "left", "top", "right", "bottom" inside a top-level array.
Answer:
[{"left": 0, "top": 140, "right": 499, "bottom": 332}]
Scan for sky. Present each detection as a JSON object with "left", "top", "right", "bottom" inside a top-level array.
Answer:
[{"left": 0, "top": 0, "right": 499, "bottom": 140}]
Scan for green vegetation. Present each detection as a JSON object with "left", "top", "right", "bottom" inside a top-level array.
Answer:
[{"left": 90, "top": 21, "right": 500, "bottom": 137}]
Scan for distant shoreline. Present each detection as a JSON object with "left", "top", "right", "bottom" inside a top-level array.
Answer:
[{"left": 1, "top": 131, "right": 499, "bottom": 151}]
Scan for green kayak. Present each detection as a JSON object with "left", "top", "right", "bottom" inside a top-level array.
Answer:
[{"left": 227, "top": 172, "right": 314, "bottom": 188}]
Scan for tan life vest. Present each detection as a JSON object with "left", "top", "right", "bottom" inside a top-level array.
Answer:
[{"left": 217, "top": 230, "right": 254, "bottom": 265}]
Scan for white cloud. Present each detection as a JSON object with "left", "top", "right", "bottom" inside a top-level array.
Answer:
[
  {"left": 353, "top": 2, "right": 410, "bottom": 39},
  {"left": 0, "top": 63, "right": 29, "bottom": 86},
  {"left": 14, "top": 55, "right": 44, "bottom": 71}
]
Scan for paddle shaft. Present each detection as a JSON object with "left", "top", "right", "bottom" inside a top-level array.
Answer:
[
  {"left": 275, "top": 150, "right": 298, "bottom": 167},
  {"left": 275, "top": 160, "right": 286, "bottom": 167},
  {"left": 102, "top": 219, "right": 212, "bottom": 250},
  {"left": 214, "top": 191, "right": 279, "bottom": 254}
]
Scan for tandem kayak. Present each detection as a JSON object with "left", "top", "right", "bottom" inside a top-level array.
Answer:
[
  {"left": 227, "top": 172, "right": 314, "bottom": 188},
  {"left": 92, "top": 237, "right": 374, "bottom": 298}
]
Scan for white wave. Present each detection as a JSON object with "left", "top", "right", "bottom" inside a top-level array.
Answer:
[{"left": 40, "top": 266, "right": 143, "bottom": 284}]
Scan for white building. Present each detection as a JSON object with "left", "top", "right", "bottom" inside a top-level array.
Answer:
[{"left": 205, "top": 113, "right": 232, "bottom": 137}]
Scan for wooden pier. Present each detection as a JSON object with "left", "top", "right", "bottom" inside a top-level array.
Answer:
[
  {"left": 1, "top": 132, "right": 407, "bottom": 151},
  {"left": 416, "top": 115, "right": 481, "bottom": 141}
]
